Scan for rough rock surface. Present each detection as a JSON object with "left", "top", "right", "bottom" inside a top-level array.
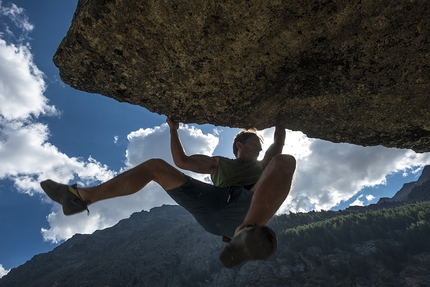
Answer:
[{"left": 54, "top": 0, "right": 430, "bottom": 152}]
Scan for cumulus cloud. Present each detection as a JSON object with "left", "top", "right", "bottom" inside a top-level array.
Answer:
[
  {"left": 42, "top": 123, "right": 430, "bottom": 244},
  {"left": 125, "top": 124, "right": 218, "bottom": 171},
  {"left": 0, "top": 39, "right": 56, "bottom": 120},
  {"left": 269, "top": 132, "right": 430, "bottom": 213},
  {"left": 350, "top": 195, "right": 365, "bottom": 207},
  {"left": 0, "top": 264, "right": 9, "bottom": 278},
  {"left": 0, "top": 32, "right": 88, "bottom": 194},
  {"left": 42, "top": 123, "right": 219, "bottom": 243},
  {"left": 0, "top": 2, "right": 119, "bottom": 242},
  {"left": 0, "top": 118, "right": 115, "bottom": 193},
  {"left": 256, "top": 127, "right": 430, "bottom": 213},
  {"left": 0, "top": 35, "right": 115, "bottom": 195}
]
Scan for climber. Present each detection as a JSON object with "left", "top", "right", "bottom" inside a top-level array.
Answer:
[{"left": 40, "top": 118, "right": 296, "bottom": 268}]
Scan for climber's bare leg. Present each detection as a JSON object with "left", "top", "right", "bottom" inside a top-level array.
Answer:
[
  {"left": 77, "top": 159, "right": 187, "bottom": 204},
  {"left": 237, "top": 154, "right": 296, "bottom": 233}
]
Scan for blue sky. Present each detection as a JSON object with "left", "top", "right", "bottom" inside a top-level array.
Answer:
[{"left": 1, "top": 0, "right": 430, "bottom": 277}]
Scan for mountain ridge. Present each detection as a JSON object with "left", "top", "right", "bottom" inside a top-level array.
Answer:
[
  {"left": 2, "top": 201, "right": 430, "bottom": 286},
  {"left": 2, "top": 169, "right": 430, "bottom": 286},
  {"left": 377, "top": 165, "right": 430, "bottom": 204}
]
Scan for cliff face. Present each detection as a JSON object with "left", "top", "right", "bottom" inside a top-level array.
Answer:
[{"left": 53, "top": 0, "right": 430, "bottom": 152}]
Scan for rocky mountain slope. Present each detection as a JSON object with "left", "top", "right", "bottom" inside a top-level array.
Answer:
[
  {"left": 378, "top": 165, "right": 430, "bottom": 204},
  {"left": 2, "top": 179, "right": 430, "bottom": 286}
]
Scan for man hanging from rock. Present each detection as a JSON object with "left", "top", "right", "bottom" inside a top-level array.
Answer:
[{"left": 41, "top": 118, "right": 296, "bottom": 268}]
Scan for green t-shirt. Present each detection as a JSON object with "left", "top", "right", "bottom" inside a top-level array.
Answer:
[{"left": 213, "top": 157, "right": 263, "bottom": 188}]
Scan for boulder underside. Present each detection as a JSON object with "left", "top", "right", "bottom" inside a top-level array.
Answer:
[{"left": 54, "top": 0, "right": 430, "bottom": 152}]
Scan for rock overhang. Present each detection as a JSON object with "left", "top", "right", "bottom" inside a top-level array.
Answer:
[{"left": 53, "top": 0, "right": 430, "bottom": 152}]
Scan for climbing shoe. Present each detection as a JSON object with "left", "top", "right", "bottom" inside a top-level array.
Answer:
[
  {"left": 40, "top": 179, "right": 89, "bottom": 215},
  {"left": 219, "top": 225, "right": 277, "bottom": 268}
]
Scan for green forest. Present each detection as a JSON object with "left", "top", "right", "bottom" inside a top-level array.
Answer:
[
  {"left": 279, "top": 201, "right": 430, "bottom": 250},
  {"left": 267, "top": 199, "right": 430, "bottom": 284}
]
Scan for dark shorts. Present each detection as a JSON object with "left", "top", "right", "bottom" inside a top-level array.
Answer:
[{"left": 166, "top": 176, "right": 253, "bottom": 238}]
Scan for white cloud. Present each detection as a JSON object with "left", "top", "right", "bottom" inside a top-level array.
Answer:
[
  {"left": 0, "top": 263, "right": 10, "bottom": 278},
  {"left": 0, "top": 2, "right": 34, "bottom": 33},
  {"left": 0, "top": 111, "right": 116, "bottom": 195},
  {"left": 350, "top": 195, "right": 365, "bottom": 207},
  {"left": 259, "top": 128, "right": 312, "bottom": 160},
  {"left": 41, "top": 123, "right": 220, "bottom": 243},
  {"left": 126, "top": 123, "right": 218, "bottom": 167},
  {"left": 274, "top": 136, "right": 430, "bottom": 213},
  {"left": 0, "top": 5, "right": 116, "bottom": 181},
  {"left": 0, "top": 40, "right": 57, "bottom": 120},
  {"left": 213, "top": 127, "right": 222, "bottom": 135},
  {"left": 0, "top": 3, "right": 120, "bottom": 242},
  {"left": 256, "top": 127, "right": 430, "bottom": 213}
]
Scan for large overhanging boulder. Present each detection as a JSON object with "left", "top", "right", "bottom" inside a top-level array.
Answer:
[{"left": 53, "top": 0, "right": 430, "bottom": 152}]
